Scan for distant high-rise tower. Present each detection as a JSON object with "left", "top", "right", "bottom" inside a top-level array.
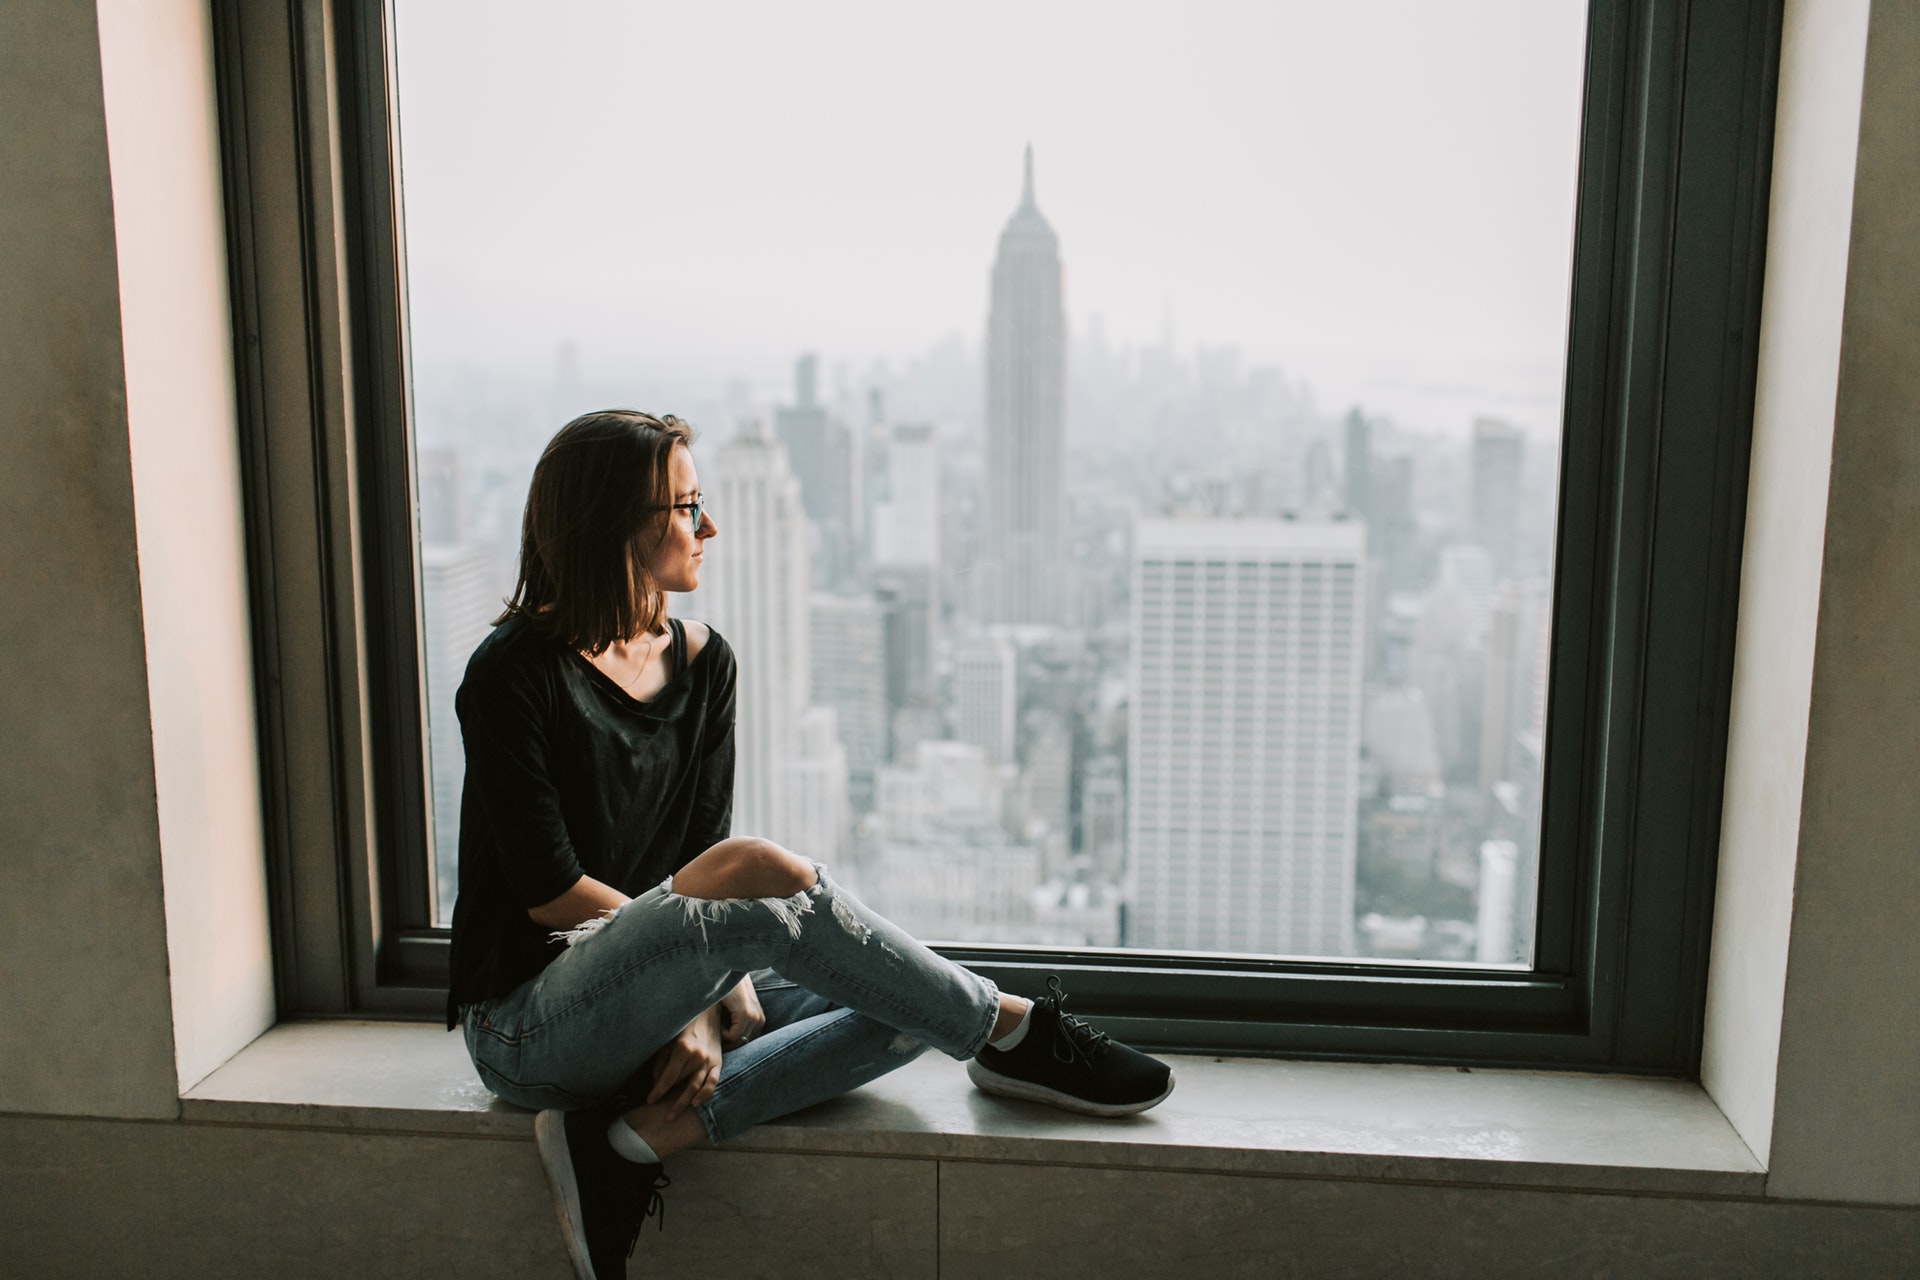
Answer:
[
  {"left": 1128, "top": 518, "right": 1366, "bottom": 956},
  {"left": 1471, "top": 417, "right": 1525, "bottom": 579},
  {"left": 781, "top": 706, "right": 849, "bottom": 872},
  {"left": 422, "top": 544, "right": 495, "bottom": 919},
  {"left": 984, "top": 146, "right": 1067, "bottom": 624},
  {"left": 872, "top": 421, "right": 941, "bottom": 730},
  {"left": 1343, "top": 407, "right": 1372, "bottom": 521},
  {"left": 776, "top": 353, "right": 858, "bottom": 587},
  {"left": 954, "top": 630, "right": 1018, "bottom": 766},
  {"left": 416, "top": 449, "right": 498, "bottom": 920},
  {"left": 810, "top": 592, "right": 889, "bottom": 813},
  {"left": 873, "top": 422, "right": 940, "bottom": 570},
  {"left": 1080, "top": 754, "right": 1127, "bottom": 881},
  {"left": 690, "top": 428, "right": 813, "bottom": 842}
]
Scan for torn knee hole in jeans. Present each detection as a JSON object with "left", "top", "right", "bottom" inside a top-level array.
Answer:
[
  {"left": 660, "top": 883, "right": 815, "bottom": 948},
  {"left": 807, "top": 871, "right": 874, "bottom": 945},
  {"left": 661, "top": 864, "right": 872, "bottom": 950},
  {"left": 551, "top": 866, "right": 882, "bottom": 952}
]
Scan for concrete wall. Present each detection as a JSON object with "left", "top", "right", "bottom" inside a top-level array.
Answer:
[
  {"left": 96, "top": 0, "right": 276, "bottom": 1094},
  {"left": 0, "top": 0, "right": 273, "bottom": 1118},
  {"left": 5, "top": 1116, "right": 1916, "bottom": 1280},
  {"left": 0, "top": 0, "right": 181, "bottom": 1120}
]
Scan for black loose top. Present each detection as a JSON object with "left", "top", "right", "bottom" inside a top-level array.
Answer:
[{"left": 444, "top": 613, "right": 736, "bottom": 1026}]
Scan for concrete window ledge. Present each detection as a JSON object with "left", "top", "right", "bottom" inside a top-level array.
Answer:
[
  {"left": 20, "top": 1022, "right": 1918, "bottom": 1277},
  {"left": 184, "top": 1020, "right": 1762, "bottom": 1198}
]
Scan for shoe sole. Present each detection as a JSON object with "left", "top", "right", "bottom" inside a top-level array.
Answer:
[
  {"left": 534, "top": 1109, "right": 596, "bottom": 1280},
  {"left": 967, "top": 1057, "right": 1176, "bottom": 1116}
]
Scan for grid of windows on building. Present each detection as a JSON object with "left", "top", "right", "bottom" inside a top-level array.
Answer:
[{"left": 399, "top": 2, "right": 1579, "bottom": 964}]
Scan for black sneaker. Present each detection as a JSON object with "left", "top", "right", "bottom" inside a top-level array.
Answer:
[
  {"left": 534, "top": 1103, "right": 669, "bottom": 1280},
  {"left": 967, "top": 976, "right": 1175, "bottom": 1116}
]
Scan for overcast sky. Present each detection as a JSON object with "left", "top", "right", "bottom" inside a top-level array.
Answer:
[{"left": 393, "top": 0, "right": 1587, "bottom": 434}]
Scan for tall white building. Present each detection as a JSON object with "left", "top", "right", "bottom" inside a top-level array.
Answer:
[
  {"left": 872, "top": 422, "right": 939, "bottom": 570},
  {"left": 984, "top": 147, "right": 1067, "bottom": 624},
  {"left": 954, "top": 630, "right": 1017, "bottom": 765},
  {"left": 688, "top": 428, "right": 812, "bottom": 842},
  {"left": 420, "top": 541, "right": 497, "bottom": 920},
  {"left": 780, "top": 705, "right": 848, "bottom": 866},
  {"left": 416, "top": 448, "right": 502, "bottom": 920},
  {"left": 1128, "top": 517, "right": 1367, "bottom": 956}
]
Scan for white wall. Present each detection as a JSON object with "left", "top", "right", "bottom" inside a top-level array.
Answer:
[
  {"left": 96, "top": 0, "right": 276, "bottom": 1093},
  {"left": 1765, "top": 0, "right": 1920, "bottom": 1205},
  {"left": 1701, "top": 0, "right": 1870, "bottom": 1166},
  {"left": 1704, "top": 0, "right": 1920, "bottom": 1206}
]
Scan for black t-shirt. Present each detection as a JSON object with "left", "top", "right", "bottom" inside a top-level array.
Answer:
[{"left": 444, "top": 613, "right": 736, "bottom": 1026}]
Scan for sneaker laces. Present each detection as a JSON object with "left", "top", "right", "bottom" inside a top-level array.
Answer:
[
  {"left": 620, "top": 1171, "right": 670, "bottom": 1259},
  {"left": 1039, "top": 975, "right": 1113, "bottom": 1070}
]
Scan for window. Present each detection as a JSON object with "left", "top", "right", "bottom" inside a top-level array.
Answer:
[{"left": 215, "top": 0, "right": 1783, "bottom": 1068}]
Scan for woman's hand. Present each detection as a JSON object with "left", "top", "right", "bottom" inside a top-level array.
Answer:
[
  {"left": 717, "top": 974, "right": 765, "bottom": 1050},
  {"left": 646, "top": 1006, "right": 725, "bottom": 1119}
]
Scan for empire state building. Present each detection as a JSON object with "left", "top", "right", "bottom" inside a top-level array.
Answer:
[{"left": 984, "top": 146, "right": 1067, "bottom": 625}]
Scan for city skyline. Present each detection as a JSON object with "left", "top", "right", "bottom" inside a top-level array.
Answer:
[{"left": 409, "top": 136, "right": 1561, "bottom": 963}]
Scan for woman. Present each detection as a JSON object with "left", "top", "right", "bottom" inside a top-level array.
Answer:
[{"left": 448, "top": 410, "right": 1173, "bottom": 1280}]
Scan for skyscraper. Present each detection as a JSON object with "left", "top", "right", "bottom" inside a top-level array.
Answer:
[
  {"left": 872, "top": 420, "right": 942, "bottom": 726},
  {"left": 689, "top": 428, "right": 811, "bottom": 841},
  {"left": 1080, "top": 754, "right": 1127, "bottom": 881},
  {"left": 776, "top": 353, "right": 857, "bottom": 586},
  {"left": 1343, "top": 407, "right": 1372, "bottom": 520},
  {"left": 984, "top": 147, "right": 1067, "bottom": 624},
  {"left": 415, "top": 450, "right": 497, "bottom": 920},
  {"left": 781, "top": 705, "right": 849, "bottom": 869},
  {"left": 1478, "top": 584, "right": 1527, "bottom": 803},
  {"left": 810, "top": 591, "right": 889, "bottom": 813},
  {"left": 1021, "top": 706, "right": 1073, "bottom": 867},
  {"left": 872, "top": 422, "right": 939, "bottom": 570},
  {"left": 953, "top": 629, "right": 1018, "bottom": 766},
  {"left": 1471, "top": 417, "right": 1525, "bottom": 579},
  {"left": 1129, "top": 517, "right": 1367, "bottom": 955},
  {"left": 421, "top": 545, "right": 495, "bottom": 920}
]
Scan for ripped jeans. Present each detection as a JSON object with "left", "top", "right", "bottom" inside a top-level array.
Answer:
[{"left": 459, "top": 864, "right": 1002, "bottom": 1145}]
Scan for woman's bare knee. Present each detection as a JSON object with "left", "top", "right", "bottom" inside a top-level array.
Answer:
[{"left": 674, "top": 838, "right": 815, "bottom": 900}]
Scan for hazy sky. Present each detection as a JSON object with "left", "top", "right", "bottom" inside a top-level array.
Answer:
[{"left": 393, "top": 0, "right": 1587, "bottom": 433}]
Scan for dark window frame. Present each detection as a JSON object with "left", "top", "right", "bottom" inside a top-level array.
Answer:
[{"left": 216, "top": 0, "right": 1782, "bottom": 1071}]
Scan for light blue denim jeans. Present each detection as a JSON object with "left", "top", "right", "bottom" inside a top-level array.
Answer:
[{"left": 460, "top": 864, "right": 1001, "bottom": 1145}]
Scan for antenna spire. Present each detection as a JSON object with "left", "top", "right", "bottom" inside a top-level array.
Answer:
[{"left": 1022, "top": 144, "right": 1035, "bottom": 208}]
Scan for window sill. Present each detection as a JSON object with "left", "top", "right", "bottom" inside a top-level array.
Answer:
[{"left": 182, "top": 1021, "right": 1763, "bottom": 1198}]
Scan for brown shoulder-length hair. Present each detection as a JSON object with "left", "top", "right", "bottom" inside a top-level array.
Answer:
[{"left": 496, "top": 409, "right": 695, "bottom": 655}]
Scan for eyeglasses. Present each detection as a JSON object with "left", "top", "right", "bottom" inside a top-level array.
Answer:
[{"left": 667, "top": 495, "right": 708, "bottom": 529}]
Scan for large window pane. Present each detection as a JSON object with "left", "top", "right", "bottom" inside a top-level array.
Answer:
[{"left": 396, "top": 0, "right": 1585, "bottom": 967}]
